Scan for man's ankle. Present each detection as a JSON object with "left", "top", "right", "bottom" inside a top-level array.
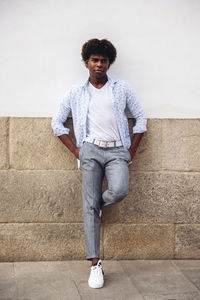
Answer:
[{"left": 92, "top": 258, "right": 99, "bottom": 266}]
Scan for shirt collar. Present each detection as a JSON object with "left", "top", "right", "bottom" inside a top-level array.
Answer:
[{"left": 81, "top": 75, "right": 117, "bottom": 89}]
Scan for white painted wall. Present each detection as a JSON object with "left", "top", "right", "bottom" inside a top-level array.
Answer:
[{"left": 0, "top": 0, "right": 200, "bottom": 117}]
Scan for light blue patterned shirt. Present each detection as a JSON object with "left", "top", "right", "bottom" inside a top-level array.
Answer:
[{"left": 51, "top": 76, "right": 147, "bottom": 149}]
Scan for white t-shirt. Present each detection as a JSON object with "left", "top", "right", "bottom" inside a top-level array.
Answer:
[{"left": 87, "top": 81, "right": 121, "bottom": 141}]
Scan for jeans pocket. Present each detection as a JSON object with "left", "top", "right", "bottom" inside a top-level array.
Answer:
[{"left": 79, "top": 142, "right": 87, "bottom": 160}]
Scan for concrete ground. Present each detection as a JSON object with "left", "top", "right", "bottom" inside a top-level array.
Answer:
[{"left": 0, "top": 260, "right": 200, "bottom": 300}]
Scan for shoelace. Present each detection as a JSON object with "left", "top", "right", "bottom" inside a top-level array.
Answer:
[{"left": 92, "top": 264, "right": 104, "bottom": 275}]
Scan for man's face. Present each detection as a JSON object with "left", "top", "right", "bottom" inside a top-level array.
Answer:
[{"left": 85, "top": 55, "right": 110, "bottom": 79}]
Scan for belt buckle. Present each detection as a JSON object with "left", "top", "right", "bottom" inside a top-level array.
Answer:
[{"left": 99, "top": 140, "right": 107, "bottom": 148}]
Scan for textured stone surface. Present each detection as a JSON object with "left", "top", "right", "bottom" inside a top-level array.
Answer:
[
  {"left": 162, "top": 119, "right": 200, "bottom": 171},
  {"left": 173, "top": 260, "right": 200, "bottom": 269},
  {"left": 0, "top": 263, "right": 16, "bottom": 299},
  {"left": 9, "top": 117, "right": 164, "bottom": 172},
  {"left": 1, "top": 260, "right": 200, "bottom": 300},
  {"left": 121, "top": 260, "right": 198, "bottom": 297},
  {"left": 0, "top": 223, "right": 86, "bottom": 261},
  {"left": 10, "top": 117, "right": 78, "bottom": 170},
  {"left": 175, "top": 225, "right": 200, "bottom": 259},
  {"left": 0, "top": 170, "right": 83, "bottom": 222},
  {"left": 0, "top": 117, "right": 9, "bottom": 169},
  {"left": 0, "top": 117, "right": 199, "bottom": 261},
  {"left": 144, "top": 293, "right": 200, "bottom": 300},
  {"left": 1, "top": 261, "right": 200, "bottom": 300},
  {"left": 102, "top": 171, "right": 200, "bottom": 223},
  {"left": 187, "top": 120, "right": 200, "bottom": 171},
  {"left": 6, "top": 117, "right": 200, "bottom": 172},
  {"left": 144, "top": 292, "right": 200, "bottom": 300},
  {"left": 67, "top": 260, "right": 143, "bottom": 299},
  {"left": 130, "top": 119, "right": 162, "bottom": 171},
  {"left": 15, "top": 261, "right": 81, "bottom": 300},
  {"left": 180, "top": 268, "right": 200, "bottom": 291},
  {"left": 104, "top": 224, "right": 174, "bottom": 259}
]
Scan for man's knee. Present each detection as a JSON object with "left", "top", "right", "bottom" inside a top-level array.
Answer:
[{"left": 109, "top": 185, "right": 129, "bottom": 203}]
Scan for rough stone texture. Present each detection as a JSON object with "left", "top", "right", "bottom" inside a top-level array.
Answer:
[
  {"left": 102, "top": 171, "right": 200, "bottom": 224},
  {"left": 0, "top": 223, "right": 86, "bottom": 261},
  {"left": 0, "top": 170, "right": 83, "bottom": 223},
  {"left": 10, "top": 117, "right": 78, "bottom": 170},
  {"left": 0, "top": 117, "right": 200, "bottom": 260},
  {"left": 3, "top": 170, "right": 200, "bottom": 224},
  {"left": 130, "top": 119, "right": 162, "bottom": 171},
  {"left": 10, "top": 118, "right": 200, "bottom": 172},
  {"left": 175, "top": 225, "right": 200, "bottom": 259},
  {"left": 162, "top": 119, "right": 200, "bottom": 171},
  {"left": 104, "top": 224, "right": 174, "bottom": 259},
  {"left": 0, "top": 117, "right": 9, "bottom": 169},
  {"left": 9, "top": 118, "right": 164, "bottom": 172},
  {"left": 187, "top": 120, "right": 200, "bottom": 171}
]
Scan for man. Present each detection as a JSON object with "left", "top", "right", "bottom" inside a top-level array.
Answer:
[{"left": 51, "top": 38, "right": 147, "bottom": 289}]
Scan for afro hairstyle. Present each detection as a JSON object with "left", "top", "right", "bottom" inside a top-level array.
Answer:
[{"left": 81, "top": 38, "right": 117, "bottom": 65}]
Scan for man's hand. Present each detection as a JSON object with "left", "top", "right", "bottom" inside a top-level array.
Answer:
[
  {"left": 128, "top": 132, "right": 144, "bottom": 161},
  {"left": 58, "top": 135, "right": 81, "bottom": 159},
  {"left": 128, "top": 147, "right": 136, "bottom": 161}
]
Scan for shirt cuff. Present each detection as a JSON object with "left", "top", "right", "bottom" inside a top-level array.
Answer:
[
  {"left": 132, "top": 125, "right": 147, "bottom": 134},
  {"left": 53, "top": 127, "right": 70, "bottom": 136}
]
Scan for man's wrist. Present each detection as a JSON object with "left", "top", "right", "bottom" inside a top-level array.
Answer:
[{"left": 129, "top": 147, "right": 136, "bottom": 155}]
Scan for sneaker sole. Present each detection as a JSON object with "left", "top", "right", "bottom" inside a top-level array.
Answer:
[{"left": 88, "top": 281, "right": 104, "bottom": 289}]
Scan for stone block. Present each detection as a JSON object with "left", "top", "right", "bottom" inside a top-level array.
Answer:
[
  {"left": 0, "top": 117, "right": 9, "bottom": 169},
  {"left": 102, "top": 172, "right": 200, "bottom": 224},
  {"left": 121, "top": 260, "right": 198, "bottom": 297},
  {"left": 173, "top": 260, "right": 200, "bottom": 270},
  {"left": 0, "top": 223, "right": 86, "bottom": 261},
  {"left": 0, "top": 262, "right": 16, "bottom": 298},
  {"left": 14, "top": 262, "right": 81, "bottom": 299},
  {"left": 10, "top": 117, "right": 78, "bottom": 170},
  {"left": 144, "top": 293, "right": 200, "bottom": 300},
  {"left": 129, "top": 119, "right": 162, "bottom": 171},
  {"left": 162, "top": 119, "right": 200, "bottom": 171},
  {"left": 180, "top": 268, "right": 200, "bottom": 291},
  {"left": 104, "top": 224, "right": 174, "bottom": 259},
  {"left": 175, "top": 225, "right": 200, "bottom": 259},
  {"left": 0, "top": 170, "right": 83, "bottom": 223}
]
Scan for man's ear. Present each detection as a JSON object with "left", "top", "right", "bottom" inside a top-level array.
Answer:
[{"left": 85, "top": 60, "right": 88, "bottom": 68}]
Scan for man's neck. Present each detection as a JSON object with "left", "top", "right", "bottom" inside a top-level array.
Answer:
[{"left": 89, "top": 75, "right": 108, "bottom": 89}]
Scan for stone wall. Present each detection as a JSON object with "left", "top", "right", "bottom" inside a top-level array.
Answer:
[{"left": 0, "top": 117, "right": 200, "bottom": 261}]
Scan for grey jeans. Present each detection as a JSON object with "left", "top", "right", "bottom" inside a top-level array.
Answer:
[{"left": 79, "top": 142, "right": 131, "bottom": 260}]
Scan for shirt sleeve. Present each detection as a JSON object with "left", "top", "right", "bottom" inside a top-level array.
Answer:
[
  {"left": 126, "top": 84, "right": 147, "bottom": 134},
  {"left": 51, "top": 90, "right": 71, "bottom": 136}
]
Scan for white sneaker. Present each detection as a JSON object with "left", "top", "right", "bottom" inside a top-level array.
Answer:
[{"left": 88, "top": 260, "right": 104, "bottom": 288}]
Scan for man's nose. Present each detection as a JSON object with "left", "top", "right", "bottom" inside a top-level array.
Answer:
[{"left": 97, "top": 60, "right": 102, "bottom": 67}]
